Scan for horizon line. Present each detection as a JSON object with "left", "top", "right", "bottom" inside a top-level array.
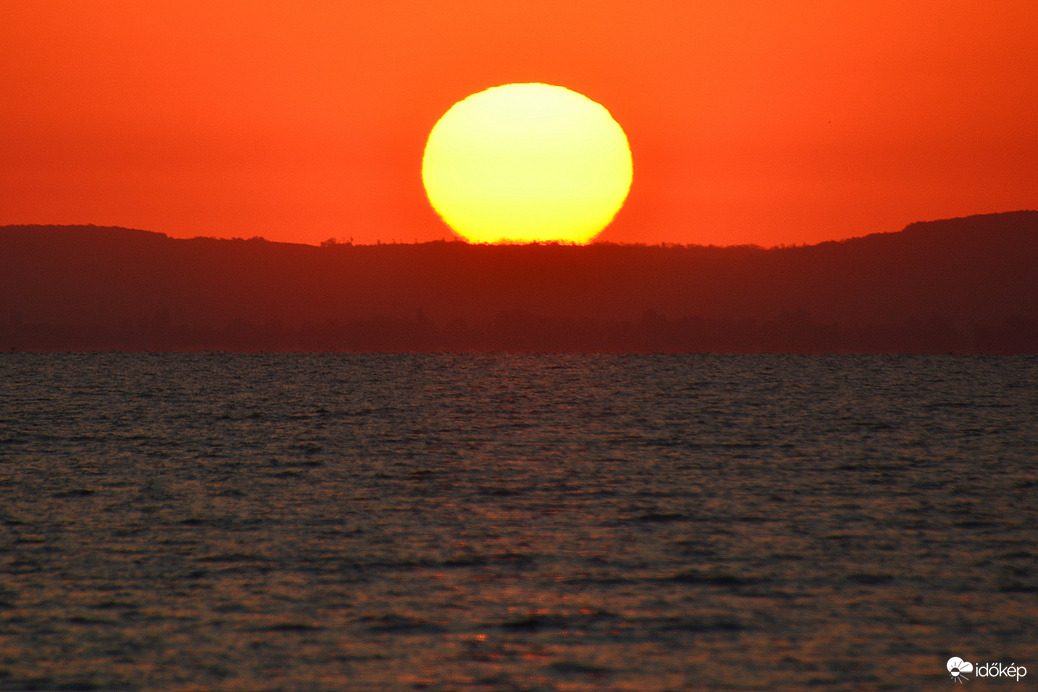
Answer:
[{"left": 3, "top": 208, "right": 1036, "bottom": 251}]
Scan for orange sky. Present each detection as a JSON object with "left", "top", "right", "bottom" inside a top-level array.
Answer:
[{"left": 3, "top": 0, "right": 1036, "bottom": 247}]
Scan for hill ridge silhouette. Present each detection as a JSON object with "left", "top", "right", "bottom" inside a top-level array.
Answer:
[{"left": 2, "top": 211, "right": 1036, "bottom": 352}]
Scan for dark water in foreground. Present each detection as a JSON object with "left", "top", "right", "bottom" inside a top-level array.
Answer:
[{"left": 1, "top": 354, "right": 1036, "bottom": 691}]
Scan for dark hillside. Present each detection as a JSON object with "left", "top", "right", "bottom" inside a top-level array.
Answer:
[{"left": 2, "top": 212, "right": 1036, "bottom": 352}]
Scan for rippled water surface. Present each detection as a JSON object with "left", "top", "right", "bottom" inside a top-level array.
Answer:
[{"left": 1, "top": 354, "right": 1036, "bottom": 691}]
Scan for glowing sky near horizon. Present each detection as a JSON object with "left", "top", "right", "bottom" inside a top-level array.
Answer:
[{"left": 2, "top": 1, "right": 1036, "bottom": 247}]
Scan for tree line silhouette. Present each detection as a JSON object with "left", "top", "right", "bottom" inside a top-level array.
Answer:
[{"left": 2, "top": 211, "right": 1036, "bottom": 352}]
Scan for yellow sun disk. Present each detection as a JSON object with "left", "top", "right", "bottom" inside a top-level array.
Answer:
[{"left": 422, "top": 83, "right": 633, "bottom": 244}]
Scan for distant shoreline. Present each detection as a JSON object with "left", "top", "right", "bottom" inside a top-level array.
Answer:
[{"left": 3, "top": 212, "right": 1036, "bottom": 353}]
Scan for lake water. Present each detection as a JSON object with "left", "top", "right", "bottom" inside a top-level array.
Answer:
[{"left": 1, "top": 353, "right": 1036, "bottom": 691}]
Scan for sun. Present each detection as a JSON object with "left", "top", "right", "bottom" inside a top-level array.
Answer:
[{"left": 422, "top": 83, "right": 633, "bottom": 244}]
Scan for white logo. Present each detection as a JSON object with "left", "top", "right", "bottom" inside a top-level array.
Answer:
[
  {"left": 948, "top": 657, "right": 973, "bottom": 683},
  {"left": 947, "top": 656, "right": 1028, "bottom": 683}
]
